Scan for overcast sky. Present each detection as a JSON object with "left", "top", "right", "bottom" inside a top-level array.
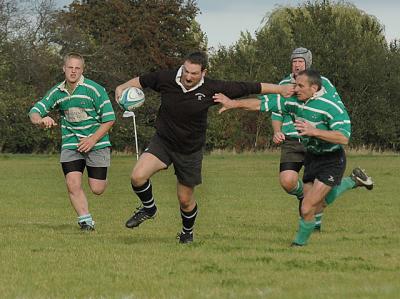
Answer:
[{"left": 55, "top": 0, "right": 400, "bottom": 48}]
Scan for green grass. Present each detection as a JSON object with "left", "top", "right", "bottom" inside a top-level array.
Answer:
[{"left": 0, "top": 153, "right": 399, "bottom": 299}]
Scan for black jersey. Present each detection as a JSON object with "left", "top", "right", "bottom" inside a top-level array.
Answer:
[{"left": 140, "top": 69, "right": 261, "bottom": 154}]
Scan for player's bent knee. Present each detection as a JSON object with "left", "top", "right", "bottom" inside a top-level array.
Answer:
[
  {"left": 131, "top": 171, "right": 148, "bottom": 187},
  {"left": 280, "top": 177, "right": 297, "bottom": 192},
  {"left": 86, "top": 166, "right": 108, "bottom": 195},
  {"left": 88, "top": 178, "right": 107, "bottom": 195},
  {"left": 90, "top": 185, "right": 106, "bottom": 195},
  {"left": 178, "top": 197, "right": 190, "bottom": 208},
  {"left": 177, "top": 192, "right": 195, "bottom": 210},
  {"left": 179, "top": 199, "right": 194, "bottom": 211}
]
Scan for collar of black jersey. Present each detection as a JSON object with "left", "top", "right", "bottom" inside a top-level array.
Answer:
[{"left": 175, "top": 66, "right": 205, "bottom": 93}]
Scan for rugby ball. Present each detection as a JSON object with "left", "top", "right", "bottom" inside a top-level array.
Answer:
[{"left": 118, "top": 87, "right": 145, "bottom": 111}]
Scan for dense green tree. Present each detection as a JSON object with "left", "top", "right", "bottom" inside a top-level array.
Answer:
[
  {"left": 1, "top": 0, "right": 205, "bottom": 153},
  {"left": 1, "top": 0, "right": 399, "bottom": 153},
  {"left": 51, "top": 0, "right": 204, "bottom": 85},
  {"left": 48, "top": 0, "right": 206, "bottom": 152},
  {"left": 208, "top": 0, "right": 398, "bottom": 151},
  {"left": 0, "top": 0, "right": 61, "bottom": 152}
]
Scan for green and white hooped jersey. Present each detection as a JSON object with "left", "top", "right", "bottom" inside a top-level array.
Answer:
[
  {"left": 260, "top": 90, "right": 351, "bottom": 154},
  {"left": 272, "top": 74, "right": 344, "bottom": 138},
  {"left": 29, "top": 76, "right": 115, "bottom": 151}
]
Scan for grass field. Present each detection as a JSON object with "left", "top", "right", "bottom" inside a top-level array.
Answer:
[{"left": 0, "top": 153, "right": 399, "bottom": 299}]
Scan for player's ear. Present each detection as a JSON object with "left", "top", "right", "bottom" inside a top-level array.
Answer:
[
  {"left": 202, "top": 68, "right": 207, "bottom": 77},
  {"left": 311, "top": 83, "right": 319, "bottom": 93}
]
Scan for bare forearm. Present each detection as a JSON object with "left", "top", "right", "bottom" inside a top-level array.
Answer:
[
  {"left": 213, "top": 93, "right": 262, "bottom": 113},
  {"left": 91, "top": 121, "right": 115, "bottom": 142},
  {"left": 260, "top": 83, "right": 281, "bottom": 94},
  {"left": 234, "top": 98, "right": 262, "bottom": 111},
  {"left": 313, "top": 129, "right": 349, "bottom": 145},
  {"left": 272, "top": 120, "right": 283, "bottom": 134},
  {"left": 260, "top": 83, "right": 295, "bottom": 97},
  {"left": 117, "top": 77, "right": 142, "bottom": 90}
]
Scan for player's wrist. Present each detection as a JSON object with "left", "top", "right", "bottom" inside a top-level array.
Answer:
[{"left": 310, "top": 127, "right": 319, "bottom": 137}]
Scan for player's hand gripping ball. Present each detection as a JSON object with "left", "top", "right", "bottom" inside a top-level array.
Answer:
[{"left": 118, "top": 87, "right": 145, "bottom": 111}]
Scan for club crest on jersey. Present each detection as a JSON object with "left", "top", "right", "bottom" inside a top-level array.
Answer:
[{"left": 195, "top": 93, "right": 206, "bottom": 101}]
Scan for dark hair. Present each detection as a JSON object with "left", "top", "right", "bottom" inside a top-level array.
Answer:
[
  {"left": 298, "top": 69, "right": 322, "bottom": 90},
  {"left": 185, "top": 51, "right": 208, "bottom": 70}
]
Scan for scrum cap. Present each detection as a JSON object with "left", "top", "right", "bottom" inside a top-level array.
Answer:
[{"left": 291, "top": 47, "right": 312, "bottom": 69}]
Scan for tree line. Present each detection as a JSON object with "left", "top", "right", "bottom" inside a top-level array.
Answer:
[{"left": 1, "top": 0, "right": 399, "bottom": 153}]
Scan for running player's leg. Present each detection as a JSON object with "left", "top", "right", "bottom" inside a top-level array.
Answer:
[
  {"left": 85, "top": 147, "right": 111, "bottom": 196},
  {"left": 292, "top": 150, "right": 345, "bottom": 246},
  {"left": 279, "top": 138, "right": 307, "bottom": 220},
  {"left": 173, "top": 148, "right": 202, "bottom": 244},
  {"left": 126, "top": 135, "right": 169, "bottom": 228},
  {"left": 61, "top": 149, "right": 93, "bottom": 230},
  {"left": 279, "top": 139, "right": 305, "bottom": 202},
  {"left": 292, "top": 180, "right": 332, "bottom": 246},
  {"left": 176, "top": 183, "right": 197, "bottom": 244},
  {"left": 325, "top": 167, "right": 374, "bottom": 205}
]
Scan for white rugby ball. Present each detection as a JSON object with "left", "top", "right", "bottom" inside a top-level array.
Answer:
[{"left": 119, "top": 87, "right": 145, "bottom": 111}]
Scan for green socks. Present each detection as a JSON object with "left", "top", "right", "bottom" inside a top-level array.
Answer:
[
  {"left": 325, "top": 177, "right": 356, "bottom": 205},
  {"left": 293, "top": 218, "right": 315, "bottom": 245},
  {"left": 288, "top": 179, "right": 304, "bottom": 200},
  {"left": 314, "top": 212, "right": 323, "bottom": 230}
]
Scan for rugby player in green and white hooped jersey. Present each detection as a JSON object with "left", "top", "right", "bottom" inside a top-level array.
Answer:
[
  {"left": 29, "top": 52, "right": 115, "bottom": 231},
  {"left": 213, "top": 69, "right": 374, "bottom": 246},
  {"left": 272, "top": 47, "right": 347, "bottom": 231}
]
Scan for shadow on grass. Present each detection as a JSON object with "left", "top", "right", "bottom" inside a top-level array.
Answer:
[
  {"left": 34, "top": 223, "right": 73, "bottom": 231},
  {"left": 4, "top": 222, "right": 78, "bottom": 234},
  {"left": 116, "top": 234, "right": 183, "bottom": 245}
]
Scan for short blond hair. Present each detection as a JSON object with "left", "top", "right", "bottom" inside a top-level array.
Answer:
[{"left": 63, "top": 52, "right": 85, "bottom": 66}]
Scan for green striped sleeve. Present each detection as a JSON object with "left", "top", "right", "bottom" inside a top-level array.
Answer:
[
  {"left": 29, "top": 86, "right": 60, "bottom": 116},
  {"left": 323, "top": 99, "right": 351, "bottom": 139},
  {"left": 321, "top": 76, "right": 344, "bottom": 106},
  {"left": 321, "top": 77, "right": 339, "bottom": 98},
  {"left": 273, "top": 76, "right": 291, "bottom": 120},
  {"left": 329, "top": 111, "right": 351, "bottom": 139},
  {"left": 258, "top": 95, "right": 267, "bottom": 112},
  {"left": 271, "top": 111, "right": 283, "bottom": 121},
  {"left": 258, "top": 93, "right": 289, "bottom": 115}
]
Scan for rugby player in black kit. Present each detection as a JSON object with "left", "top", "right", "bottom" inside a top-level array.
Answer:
[{"left": 115, "top": 51, "right": 293, "bottom": 243}]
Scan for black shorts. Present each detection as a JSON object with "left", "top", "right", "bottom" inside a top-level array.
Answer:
[
  {"left": 279, "top": 137, "right": 305, "bottom": 172},
  {"left": 145, "top": 134, "right": 203, "bottom": 187},
  {"left": 61, "top": 160, "right": 108, "bottom": 180},
  {"left": 303, "top": 148, "right": 346, "bottom": 187}
]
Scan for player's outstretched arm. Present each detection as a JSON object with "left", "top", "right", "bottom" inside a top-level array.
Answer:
[
  {"left": 213, "top": 93, "right": 261, "bottom": 114},
  {"left": 260, "top": 83, "right": 295, "bottom": 98},
  {"left": 115, "top": 77, "right": 142, "bottom": 103},
  {"left": 30, "top": 112, "right": 57, "bottom": 129}
]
